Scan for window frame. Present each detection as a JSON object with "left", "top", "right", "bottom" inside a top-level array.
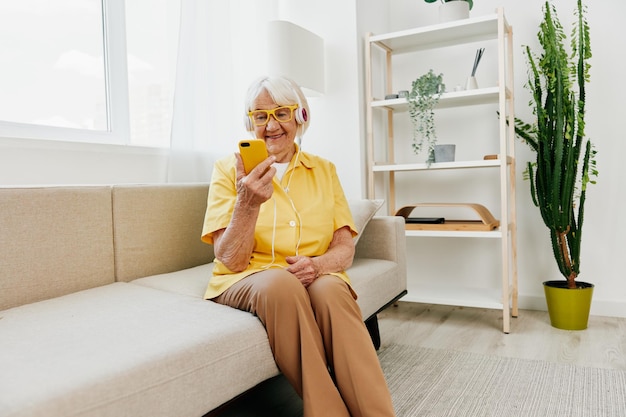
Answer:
[{"left": 0, "top": 0, "right": 132, "bottom": 146}]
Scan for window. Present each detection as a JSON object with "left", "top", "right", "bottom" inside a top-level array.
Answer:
[{"left": 0, "top": 0, "right": 179, "bottom": 147}]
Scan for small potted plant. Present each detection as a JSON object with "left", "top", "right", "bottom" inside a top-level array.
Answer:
[
  {"left": 407, "top": 69, "right": 445, "bottom": 166},
  {"left": 424, "top": 0, "right": 474, "bottom": 22},
  {"left": 514, "top": 0, "right": 598, "bottom": 330}
]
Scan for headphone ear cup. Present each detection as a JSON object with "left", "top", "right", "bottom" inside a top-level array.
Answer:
[
  {"left": 244, "top": 115, "right": 253, "bottom": 131},
  {"left": 295, "top": 107, "right": 308, "bottom": 125}
]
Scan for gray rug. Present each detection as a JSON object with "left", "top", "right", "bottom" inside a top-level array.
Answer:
[{"left": 378, "top": 344, "right": 626, "bottom": 417}]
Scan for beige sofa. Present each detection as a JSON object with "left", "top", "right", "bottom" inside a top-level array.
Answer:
[{"left": 0, "top": 184, "right": 406, "bottom": 417}]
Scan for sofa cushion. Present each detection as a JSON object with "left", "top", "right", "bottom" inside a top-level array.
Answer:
[
  {"left": 348, "top": 199, "right": 384, "bottom": 245},
  {"left": 112, "top": 184, "right": 214, "bottom": 282},
  {"left": 130, "top": 258, "right": 401, "bottom": 321},
  {"left": 0, "top": 282, "right": 278, "bottom": 417},
  {"left": 0, "top": 186, "right": 115, "bottom": 311},
  {"left": 131, "top": 263, "right": 213, "bottom": 299}
]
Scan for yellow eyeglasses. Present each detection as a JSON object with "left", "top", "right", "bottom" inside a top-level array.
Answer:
[{"left": 248, "top": 105, "right": 298, "bottom": 126}]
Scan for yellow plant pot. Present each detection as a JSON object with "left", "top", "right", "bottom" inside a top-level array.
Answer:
[{"left": 543, "top": 280, "right": 594, "bottom": 330}]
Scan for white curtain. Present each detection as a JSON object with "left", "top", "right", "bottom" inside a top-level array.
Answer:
[
  {"left": 166, "top": 0, "right": 213, "bottom": 182},
  {"left": 167, "top": 0, "right": 276, "bottom": 183}
]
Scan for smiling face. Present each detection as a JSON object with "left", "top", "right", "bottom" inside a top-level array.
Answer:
[{"left": 251, "top": 89, "right": 298, "bottom": 163}]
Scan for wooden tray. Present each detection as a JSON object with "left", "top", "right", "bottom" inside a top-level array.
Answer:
[{"left": 395, "top": 203, "right": 500, "bottom": 231}]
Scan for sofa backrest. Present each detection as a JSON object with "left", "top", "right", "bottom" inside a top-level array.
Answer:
[
  {"left": 0, "top": 186, "right": 115, "bottom": 310},
  {"left": 112, "top": 184, "right": 214, "bottom": 282}
]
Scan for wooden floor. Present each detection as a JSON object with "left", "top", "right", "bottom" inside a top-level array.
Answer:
[{"left": 205, "top": 302, "right": 626, "bottom": 416}]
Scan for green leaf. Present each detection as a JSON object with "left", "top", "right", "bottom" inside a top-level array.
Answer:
[
  {"left": 515, "top": 0, "right": 596, "bottom": 283},
  {"left": 407, "top": 69, "right": 445, "bottom": 166}
]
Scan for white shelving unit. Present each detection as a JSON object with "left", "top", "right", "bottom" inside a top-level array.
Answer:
[{"left": 364, "top": 9, "right": 518, "bottom": 333}]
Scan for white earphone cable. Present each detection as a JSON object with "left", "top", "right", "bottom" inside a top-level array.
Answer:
[
  {"left": 262, "top": 147, "right": 302, "bottom": 268},
  {"left": 285, "top": 148, "right": 302, "bottom": 256}
]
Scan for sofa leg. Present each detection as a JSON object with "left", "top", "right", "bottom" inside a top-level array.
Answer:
[{"left": 365, "top": 315, "right": 381, "bottom": 350}]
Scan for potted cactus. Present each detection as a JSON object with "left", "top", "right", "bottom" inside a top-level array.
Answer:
[{"left": 514, "top": 0, "right": 598, "bottom": 330}]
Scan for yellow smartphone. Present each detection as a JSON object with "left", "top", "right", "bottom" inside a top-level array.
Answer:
[{"left": 238, "top": 139, "right": 268, "bottom": 174}]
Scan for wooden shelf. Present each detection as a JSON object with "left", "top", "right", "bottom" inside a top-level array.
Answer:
[
  {"left": 371, "top": 87, "right": 509, "bottom": 110},
  {"left": 372, "top": 159, "right": 503, "bottom": 172},
  {"left": 396, "top": 203, "right": 500, "bottom": 232},
  {"left": 402, "top": 284, "right": 504, "bottom": 310},
  {"left": 369, "top": 13, "right": 505, "bottom": 53},
  {"left": 405, "top": 229, "right": 503, "bottom": 238},
  {"left": 364, "top": 8, "right": 517, "bottom": 333}
]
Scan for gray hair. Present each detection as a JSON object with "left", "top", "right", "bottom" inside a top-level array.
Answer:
[{"left": 244, "top": 76, "right": 310, "bottom": 136}]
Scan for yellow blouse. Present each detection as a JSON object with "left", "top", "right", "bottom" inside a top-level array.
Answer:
[{"left": 201, "top": 147, "right": 357, "bottom": 300}]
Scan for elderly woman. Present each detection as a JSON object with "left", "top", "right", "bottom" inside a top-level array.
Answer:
[{"left": 201, "top": 76, "right": 395, "bottom": 417}]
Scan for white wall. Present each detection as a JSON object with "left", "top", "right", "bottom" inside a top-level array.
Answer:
[
  {"left": 376, "top": 0, "right": 626, "bottom": 318},
  {"left": 0, "top": 138, "right": 170, "bottom": 185},
  {"left": 1, "top": 0, "right": 624, "bottom": 318},
  {"left": 269, "top": 0, "right": 364, "bottom": 198}
]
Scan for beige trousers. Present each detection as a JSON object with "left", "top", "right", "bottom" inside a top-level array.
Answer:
[{"left": 214, "top": 268, "right": 395, "bottom": 417}]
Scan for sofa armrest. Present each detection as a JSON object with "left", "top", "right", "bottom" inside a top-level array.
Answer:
[
  {"left": 353, "top": 215, "right": 407, "bottom": 336},
  {"left": 354, "top": 216, "right": 406, "bottom": 265}
]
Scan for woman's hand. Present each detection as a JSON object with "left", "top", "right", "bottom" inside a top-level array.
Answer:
[
  {"left": 286, "top": 226, "right": 355, "bottom": 287},
  {"left": 285, "top": 256, "right": 320, "bottom": 287},
  {"left": 235, "top": 153, "right": 276, "bottom": 208},
  {"left": 213, "top": 152, "right": 276, "bottom": 272}
]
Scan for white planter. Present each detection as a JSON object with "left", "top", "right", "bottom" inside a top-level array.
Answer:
[
  {"left": 465, "top": 76, "right": 478, "bottom": 90},
  {"left": 439, "top": 1, "right": 470, "bottom": 23}
]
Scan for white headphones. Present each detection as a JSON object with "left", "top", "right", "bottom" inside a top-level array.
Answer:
[{"left": 244, "top": 106, "right": 308, "bottom": 131}]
